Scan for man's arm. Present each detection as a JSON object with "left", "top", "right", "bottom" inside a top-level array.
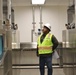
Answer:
[{"left": 52, "top": 35, "right": 59, "bottom": 50}]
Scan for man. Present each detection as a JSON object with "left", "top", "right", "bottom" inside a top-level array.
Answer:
[{"left": 37, "top": 23, "right": 58, "bottom": 75}]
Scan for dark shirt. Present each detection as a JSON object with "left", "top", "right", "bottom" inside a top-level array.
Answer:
[
  {"left": 37, "top": 33, "right": 59, "bottom": 57},
  {"left": 40, "top": 34, "right": 46, "bottom": 43}
]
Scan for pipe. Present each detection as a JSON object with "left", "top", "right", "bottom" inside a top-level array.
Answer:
[
  {"left": 39, "top": 6, "right": 43, "bottom": 29},
  {"left": 0, "top": 0, "right": 3, "bottom": 29},
  {"left": 32, "top": 6, "right": 36, "bottom": 31},
  {"left": 31, "top": 30, "right": 34, "bottom": 42},
  {"left": 11, "top": 8, "right": 14, "bottom": 24},
  {"left": 32, "top": 7, "right": 35, "bottom": 24},
  {"left": 31, "top": 6, "right": 36, "bottom": 42},
  {"left": 7, "top": 0, "right": 12, "bottom": 24},
  {"left": 73, "top": 0, "right": 75, "bottom": 5}
]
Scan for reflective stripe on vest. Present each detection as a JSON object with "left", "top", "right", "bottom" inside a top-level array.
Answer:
[
  {"left": 38, "top": 46, "right": 52, "bottom": 50},
  {"left": 37, "top": 33, "right": 53, "bottom": 54}
]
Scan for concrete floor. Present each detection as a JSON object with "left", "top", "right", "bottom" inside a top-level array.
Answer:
[{"left": 13, "top": 68, "right": 65, "bottom": 75}]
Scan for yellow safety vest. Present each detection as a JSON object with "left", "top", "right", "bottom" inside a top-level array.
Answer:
[{"left": 37, "top": 33, "right": 53, "bottom": 54}]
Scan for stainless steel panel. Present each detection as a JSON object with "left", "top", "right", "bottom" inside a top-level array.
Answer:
[
  {"left": 12, "top": 69, "right": 20, "bottom": 75},
  {"left": 20, "top": 42, "right": 37, "bottom": 50},
  {"left": 12, "top": 50, "right": 21, "bottom": 64},
  {"left": 74, "top": 52, "right": 76, "bottom": 75},
  {"left": 62, "top": 29, "right": 76, "bottom": 75},
  {"left": 64, "top": 67, "right": 74, "bottom": 75},
  {"left": 12, "top": 50, "right": 39, "bottom": 64},
  {"left": 63, "top": 49, "right": 74, "bottom": 64},
  {"left": 63, "top": 49, "right": 74, "bottom": 75},
  {"left": 62, "top": 29, "right": 76, "bottom": 48},
  {"left": 74, "top": 67, "right": 76, "bottom": 75}
]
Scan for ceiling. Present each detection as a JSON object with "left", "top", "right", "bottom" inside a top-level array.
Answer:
[{"left": 12, "top": 0, "right": 74, "bottom": 6}]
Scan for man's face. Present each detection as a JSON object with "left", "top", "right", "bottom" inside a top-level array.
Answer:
[{"left": 42, "top": 26, "right": 48, "bottom": 33}]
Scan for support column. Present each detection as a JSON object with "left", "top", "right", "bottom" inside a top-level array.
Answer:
[
  {"left": 4, "top": 30, "right": 12, "bottom": 75},
  {"left": 75, "top": 0, "right": 76, "bottom": 29},
  {"left": 4, "top": 0, "right": 12, "bottom": 75},
  {"left": 0, "top": 0, "right": 3, "bottom": 29}
]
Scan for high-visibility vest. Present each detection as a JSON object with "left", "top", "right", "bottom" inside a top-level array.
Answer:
[{"left": 37, "top": 33, "right": 53, "bottom": 54}]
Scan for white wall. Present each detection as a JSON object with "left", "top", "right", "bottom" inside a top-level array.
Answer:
[
  {"left": 14, "top": 6, "right": 67, "bottom": 42},
  {"left": 14, "top": 6, "right": 32, "bottom": 42}
]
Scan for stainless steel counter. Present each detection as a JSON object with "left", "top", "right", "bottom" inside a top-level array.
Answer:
[{"left": 12, "top": 42, "right": 63, "bottom": 66}]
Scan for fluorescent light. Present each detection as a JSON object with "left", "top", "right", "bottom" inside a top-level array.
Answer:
[{"left": 32, "top": 0, "right": 45, "bottom": 4}]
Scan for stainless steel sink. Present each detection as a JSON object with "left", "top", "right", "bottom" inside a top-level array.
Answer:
[{"left": 20, "top": 42, "right": 37, "bottom": 50}]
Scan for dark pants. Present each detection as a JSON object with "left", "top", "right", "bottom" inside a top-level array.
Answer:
[{"left": 39, "top": 56, "right": 52, "bottom": 75}]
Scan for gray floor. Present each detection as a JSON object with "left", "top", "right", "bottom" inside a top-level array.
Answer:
[{"left": 13, "top": 68, "right": 65, "bottom": 75}]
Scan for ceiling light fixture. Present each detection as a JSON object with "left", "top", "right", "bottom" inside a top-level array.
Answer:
[{"left": 32, "top": 0, "right": 45, "bottom": 5}]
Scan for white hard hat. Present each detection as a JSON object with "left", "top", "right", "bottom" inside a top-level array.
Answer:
[{"left": 44, "top": 23, "right": 51, "bottom": 30}]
